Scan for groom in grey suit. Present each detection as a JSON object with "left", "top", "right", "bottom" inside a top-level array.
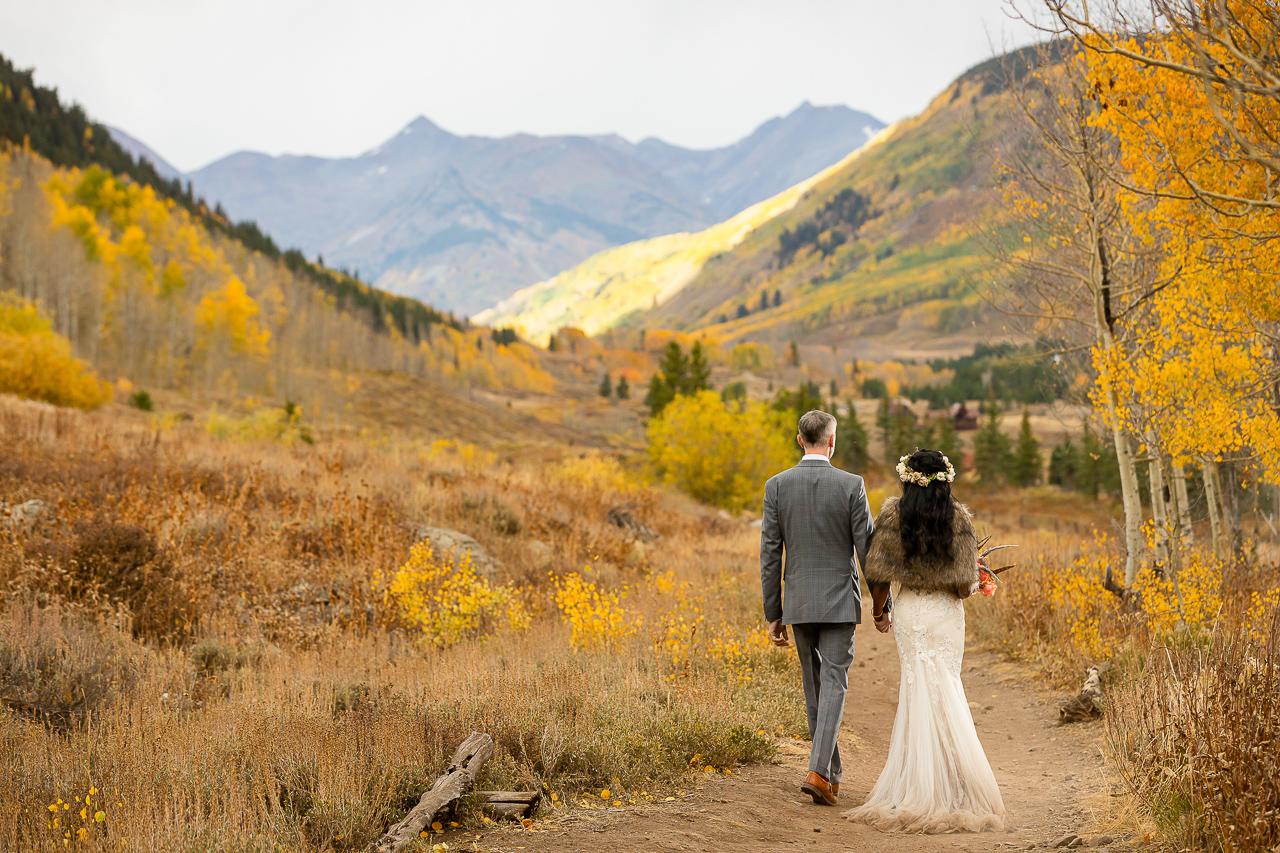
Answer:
[{"left": 760, "top": 410, "right": 892, "bottom": 806}]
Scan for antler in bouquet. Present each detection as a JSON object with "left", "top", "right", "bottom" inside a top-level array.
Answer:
[{"left": 976, "top": 537, "right": 1018, "bottom": 596}]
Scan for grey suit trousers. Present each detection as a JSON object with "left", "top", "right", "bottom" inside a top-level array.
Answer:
[{"left": 792, "top": 622, "right": 855, "bottom": 784}]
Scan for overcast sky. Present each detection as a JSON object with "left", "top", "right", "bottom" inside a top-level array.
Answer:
[{"left": 0, "top": 0, "right": 1039, "bottom": 173}]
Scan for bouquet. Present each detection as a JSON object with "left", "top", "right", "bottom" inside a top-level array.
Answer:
[{"left": 976, "top": 537, "right": 1016, "bottom": 598}]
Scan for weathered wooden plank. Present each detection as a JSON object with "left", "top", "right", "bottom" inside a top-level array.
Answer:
[
  {"left": 367, "top": 732, "right": 494, "bottom": 853},
  {"left": 475, "top": 791, "right": 542, "bottom": 805},
  {"left": 483, "top": 801, "right": 536, "bottom": 821}
]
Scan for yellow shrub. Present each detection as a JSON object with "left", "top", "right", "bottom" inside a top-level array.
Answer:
[
  {"left": 554, "top": 454, "right": 637, "bottom": 494},
  {"left": 646, "top": 390, "right": 793, "bottom": 512},
  {"left": 386, "top": 541, "right": 528, "bottom": 647},
  {"left": 653, "top": 580, "right": 704, "bottom": 682},
  {"left": 1046, "top": 530, "right": 1227, "bottom": 661},
  {"left": 0, "top": 295, "right": 111, "bottom": 409},
  {"left": 204, "top": 408, "right": 313, "bottom": 445},
  {"left": 1246, "top": 587, "right": 1280, "bottom": 645},
  {"left": 553, "top": 571, "right": 633, "bottom": 649},
  {"left": 420, "top": 438, "right": 497, "bottom": 471},
  {"left": 709, "top": 625, "right": 774, "bottom": 684}
]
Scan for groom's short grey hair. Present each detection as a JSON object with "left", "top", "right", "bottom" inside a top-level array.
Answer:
[{"left": 798, "top": 410, "right": 837, "bottom": 447}]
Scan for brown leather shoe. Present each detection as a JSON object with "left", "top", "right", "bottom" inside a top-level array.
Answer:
[
  {"left": 801, "top": 771, "right": 838, "bottom": 806},
  {"left": 831, "top": 782, "right": 839, "bottom": 797}
]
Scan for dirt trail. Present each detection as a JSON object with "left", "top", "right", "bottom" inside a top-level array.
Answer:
[{"left": 457, "top": 626, "right": 1122, "bottom": 853}]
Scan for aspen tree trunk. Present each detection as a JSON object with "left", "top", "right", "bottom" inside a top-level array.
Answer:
[
  {"left": 1092, "top": 257, "right": 1145, "bottom": 588},
  {"left": 1151, "top": 453, "right": 1186, "bottom": 623},
  {"left": 1219, "top": 461, "right": 1242, "bottom": 558},
  {"left": 1148, "top": 454, "right": 1169, "bottom": 565},
  {"left": 1203, "top": 460, "right": 1225, "bottom": 558},
  {"left": 1172, "top": 463, "right": 1195, "bottom": 545}
]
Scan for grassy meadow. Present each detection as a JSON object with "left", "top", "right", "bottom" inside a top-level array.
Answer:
[
  {"left": 0, "top": 393, "right": 804, "bottom": 852},
  {"left": 2, "top": 388, "right": 1278, "bottom": 852}
]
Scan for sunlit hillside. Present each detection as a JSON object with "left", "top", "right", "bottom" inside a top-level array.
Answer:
[
  {"left": 471, "top": 132, "right": 891, "bottom": 346},
  {"left": 481, "top": 53, "right": 1032, "bottom": 358}
]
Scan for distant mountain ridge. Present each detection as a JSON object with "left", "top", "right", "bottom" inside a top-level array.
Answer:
[
  {"left": 185, "top": 103, "right": 884, "bottom": 316},
  {"left": 482, "top": 51, "right": 1036, "bottom": 361},
  {"left": 106, "top": 126, "right": 184, "bottom": 183}
]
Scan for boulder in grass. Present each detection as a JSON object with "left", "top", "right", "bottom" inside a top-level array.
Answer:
[
  {"left": 415, "top": 526, "right": 504, "bottom": 579},
  {"left": 1, "top": 500, "right": 54, "bottom": 535}
]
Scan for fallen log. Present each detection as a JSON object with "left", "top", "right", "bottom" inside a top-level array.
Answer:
[
  {"left": 367, "top": 732, "right": 494, "bottom": 853},
  {"left": 1059, "top": 664, "right": 1106, "bottom": 724},
  {"left": 476, "top": 790, "right": 542, "bottom": 820}
]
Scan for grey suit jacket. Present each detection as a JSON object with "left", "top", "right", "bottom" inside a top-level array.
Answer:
[{"left": 760, "top": 458, "right": 875, "bottom": 626}]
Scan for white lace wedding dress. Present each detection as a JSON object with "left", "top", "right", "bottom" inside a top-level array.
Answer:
[{"left": 845, "top": 587, "right": 1006, "bottom": 833}]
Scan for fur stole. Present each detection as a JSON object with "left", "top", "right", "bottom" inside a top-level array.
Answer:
[{"left": 863, "top": 496, "right": 979, "bottom": 594}]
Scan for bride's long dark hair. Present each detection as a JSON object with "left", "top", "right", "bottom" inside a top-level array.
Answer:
[{"left": 899, "top": 449, "right": 955, "bottom": 566}]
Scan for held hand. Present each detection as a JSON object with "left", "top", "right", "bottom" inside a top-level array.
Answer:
[
  {"left": 873, "top": 611, "right": 892, "bottom": 634},
  {"left": 767, "top": 619, "right": 791, "bottom": 647}
]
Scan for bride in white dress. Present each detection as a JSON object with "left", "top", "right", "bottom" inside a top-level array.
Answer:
[{"left": 846, "top": 449, "right": 1006, "bottom": 833}]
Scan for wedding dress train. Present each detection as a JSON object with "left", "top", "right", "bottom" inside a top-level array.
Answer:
[{"left": 845, "top": 587, "right": 1006, "bottom": 833}]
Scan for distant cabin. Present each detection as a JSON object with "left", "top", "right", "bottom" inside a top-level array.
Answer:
[{"left": 950, "top": 402, "right": 979, "bottom": 431}]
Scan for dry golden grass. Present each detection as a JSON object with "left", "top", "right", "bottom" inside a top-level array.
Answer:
[{"left": 0, "top": 394, "right": 802, "bottom": 852}]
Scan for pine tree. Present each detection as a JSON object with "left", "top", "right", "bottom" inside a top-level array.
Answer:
[
  {"left": 829, "top": 379, "right": 838, "bottom": 399},
  {"left": 759, "top": 291, "right": 770, "bottom": 311},
  {"left": 972, "top": 398, "right": 1013, "bottom": 484},
  {"left": 646, "top": 342, "right": 690, "bottom": 417},
  {"left": 1011, "top": 410, "right": 1043, "bottom": 486},
  {"left": 788, "top": 340, "right": 800, "bottom": 367},
  {"left": 1078, "top": 424, "right": 1101, "bottom": 498},
  {"left": 685, "top": 341, "right": 710, "bottom": 394},
  {"left": 1048, "top": 435, "right": 1079, "bottom": 489},
  {"left": 644, "top": 373, "right": 672, "bottom": 417},
  {"left": 773, "top": 289, "right": 782, "bottom": 307},
  {"left": 547, "top": 334, "right": 559, "bottom": 352},
  {"left": 912, "top": 416, "right": 935, "bottom": 458},
  {"left": 659, "top": 342, "right": 689, "bottom": 391},
  {"left": 876, "top": 395, "right": 892, "bottom": 454},
  {"left": 616, "top": 375, "right": 630, "bottom": 400},
  {"left": 834, "top": 400, "right": 870, "bottom": 472},
  {"left": 599, "top": 373, "right": 613, "bottom": 398},
  {"left": 935, "top": 412, "right": 964, "bottom": 475}
]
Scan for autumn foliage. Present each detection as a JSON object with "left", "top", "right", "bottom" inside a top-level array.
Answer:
[
  {"left": 0, "top": 294, "right": 109, "bottom": 409},
  {"left": 646, "top": 390, "right": 793, "bottom": 512}
]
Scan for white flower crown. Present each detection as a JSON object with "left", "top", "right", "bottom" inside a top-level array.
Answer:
[{"left": 896, "top": 453, "right": 956, "bottom": 486}]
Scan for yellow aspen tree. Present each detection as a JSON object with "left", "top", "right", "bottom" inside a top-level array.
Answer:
[{"left": 991, "top": 44, "right": 1152, "bottom": 587}]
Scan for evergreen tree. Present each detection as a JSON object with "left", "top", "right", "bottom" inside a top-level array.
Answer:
[
  {"left": 861, "top": 377, "right": 888, "bottom": 399},
  {"left": 788, "top": 341, "right": 801, "bottom": 367},
  {"left": 685, "top": 341, "right": 711, "bottom": 394},
  {"left": 829, "top": 379, "right": 839, "bottom": 399},
  {"left": 1012, "top": 410, "right": 1043, "bottom": 486},
  {"left": 916, "top": 416, "right": 938, "bottom": 453},
  {"left": 934, "top": 412, "right": 964, "bottom": 475},
  {"left": 547, "top": 334, "right": 559, "bottom": 352},
  {"left": 876, "top": 395, "right": 892, "bottom": 453},
  {"left": 834, "top": 400, "right": 870, "bottom": 472},
  {"left": 644, "top": 373, "right": 672, "bottom": 417},
  {"left": 1048, "top": 435, "right": 1079, "bottom": 489},
  {"left": 736, "top": 304, "right": 750, "bottom": 319},
  {"left": 759, "top": 291, "right": 770, "bottom": 311},
  {"left": 599, "top": 373, "right": 613, "bottom": 398},
  {"left": 646, "top": 342, "right": 692, "bottom": 417},
  {"left": 972, "top": 398, "right": 1013, "bottom": 484},
  {"left": 722, "top": 380, "right": 747, "bottom": 408},
  {"left": 1076, "top": 423, "right": 1121, "bottom": 499},
  {"left": 659, "top": 342, "right": 689, "bottom": 391},
  {"left": 773, "top": 289, "right": 782, "bottom": 307},
  {"left": 615, "top": 375, "right": 630, "bottom": 400},
  {"left": 885, "top": 406, "right": 919, "bottom": 464}
]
